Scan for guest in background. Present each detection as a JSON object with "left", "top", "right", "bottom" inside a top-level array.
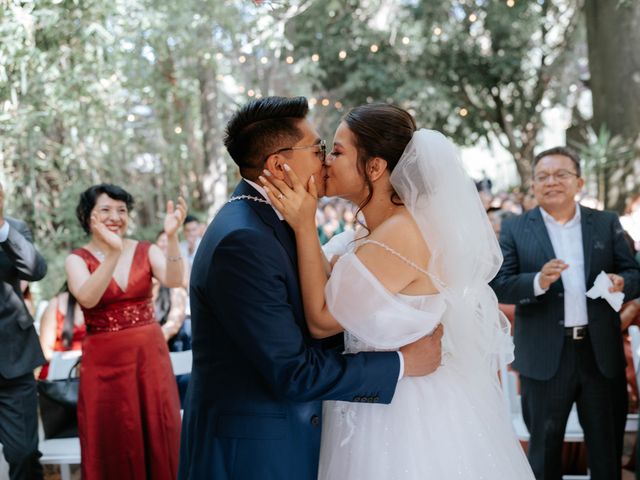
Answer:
[
  {"left": 38, "top": 283, "right": 86, "bottom": 379},
  {"left": 342, "top": 207, "right": 356, "bottom": 231},
  {"left": 0, "top": 180, "right": 47, "bottom": 480},
  {"left": 491, "top": 147, "right": 640, "bottom": 480},
  {"left": 317, "top": 203, "right": 344, "bottom": 244},
  {"left": 20, "top": 282, "right": 35, "bottom": 316},
  {"left": 486, "top": 208, "right": 516, "bottom": 326},
  {"left": 65, "top": 183, "right": 186, "bottom": 480},
  {"left": 621, "top": 193, "right": 640, "bottom": 258},
  {"left": 522, "top": 188, "right": 538, "bottom": 211},
  {"left": 154, "top": 230, "right": 189, "bottom": 405},
  {"left": 154, "top": 231, "right": 188, "bottom": 343},
  {"left": 179, "top": 215, "right": 202, "bottom": 272}
]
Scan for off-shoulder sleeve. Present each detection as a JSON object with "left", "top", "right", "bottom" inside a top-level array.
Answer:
[{"left": 325, "top": 252, "right": 445, "bottom": 349}]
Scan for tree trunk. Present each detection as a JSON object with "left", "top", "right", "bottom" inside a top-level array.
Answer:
[
  {"left": 585, "top": 0, "right": 640, "bottom": 211},
  {"left": 198, "top": 59, "right": 227, "bottom": 219}
]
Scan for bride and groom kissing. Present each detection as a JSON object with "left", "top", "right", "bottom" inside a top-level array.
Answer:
[{"left": 178, "top": 96, "right": 535, "bottom": 479}]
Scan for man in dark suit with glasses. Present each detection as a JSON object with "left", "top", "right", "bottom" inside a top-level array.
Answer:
[{"left": 491, "top": 147, "right": 640, "bottom": 480}]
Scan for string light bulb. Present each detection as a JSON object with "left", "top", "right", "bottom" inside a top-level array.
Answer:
[
  {"left": 370, "top": 44, "right": 379, "bottom": 53},
  {"left": 286, "top": 56, "right": 294, "bottom": 64},
  {"left": 339, "top": 50, "right": 347, "bottom": 60},
  {"left": 239, "top": 55, "right": 247, "bottom": 64},
  {"left": 311, "top": 53, "right": 320, "bottom": 62}
]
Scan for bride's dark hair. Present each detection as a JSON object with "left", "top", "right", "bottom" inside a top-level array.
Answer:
[{"left": 342, "top": 103, "right": 416, "bottom": 218}]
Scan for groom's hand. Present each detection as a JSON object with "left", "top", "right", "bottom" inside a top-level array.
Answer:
[{"left": 400, "top": 324, "right": 444, "bottom": 377}]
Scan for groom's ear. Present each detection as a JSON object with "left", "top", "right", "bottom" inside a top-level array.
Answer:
[
  {"left": 367, "top": 157, "right": 388, "bottom": 182},
  {"left": 264, "top": 155, "right": 287, "bottom": 180}
]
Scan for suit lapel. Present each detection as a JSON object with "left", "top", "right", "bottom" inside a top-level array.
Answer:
[
  {"left": 232, "top": 182, "right": 297, "bottom": 266},
  {"left": 580, "top": 205, "right": 593, "bottom": 282},
  {"left": 529, "top": 207, "right": 556, "bottom": 261}
]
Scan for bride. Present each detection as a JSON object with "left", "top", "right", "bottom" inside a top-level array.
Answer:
[{"left": 260, "top": 103, "right": 534, "bottom": 479}]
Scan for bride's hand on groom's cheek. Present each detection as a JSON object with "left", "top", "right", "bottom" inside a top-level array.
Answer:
[{"left": 259, "top": 165, "right": 318, "bottom": 231}]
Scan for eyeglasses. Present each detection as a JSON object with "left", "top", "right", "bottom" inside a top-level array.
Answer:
[
  {"left": 533, "top": 169, "right": 579, "bottom": 183},
  {"left": 264, "top": 140, "right": 326, "bottom": 164}
]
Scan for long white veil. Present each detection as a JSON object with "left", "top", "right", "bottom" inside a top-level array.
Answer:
[{"left": 390, "top": 129, "right": 513, "bottom": 381}]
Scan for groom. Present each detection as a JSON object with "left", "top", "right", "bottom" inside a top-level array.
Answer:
[{"left": 178, "top": 96, "right": 444, "bottom": 480}]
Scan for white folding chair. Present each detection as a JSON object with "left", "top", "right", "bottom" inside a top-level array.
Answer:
[
  {"left": 47, "top": 351, "right": 81, "bottom": 380},
  {"left": 39, "top": 437, "right": 81, "bottom": 480},
  {"left": 0, "top": 444, "right": 9, "bottom": 480},
  {"left": 170, "top": 350, "right": 193, "bottom": 376},
  {"left": 38, "top": 351, "right": 82, "bottom": 478}
]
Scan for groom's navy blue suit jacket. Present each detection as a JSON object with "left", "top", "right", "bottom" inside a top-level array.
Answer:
[{"left": 178, "top": 181, "right": 400, "bottom": 480}]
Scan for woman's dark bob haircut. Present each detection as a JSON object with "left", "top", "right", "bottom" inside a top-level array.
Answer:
[{"left": 76, "top": 184, "right": 134, "bottom": 234}]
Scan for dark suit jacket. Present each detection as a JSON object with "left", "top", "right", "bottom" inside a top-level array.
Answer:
[
  {"left": 178, "top": 182, "right": 400, "bottom": 480},
  {"left": 0, "top": 217, "right": 47, "bottom": 379},
  {"left": 491, "top": 206, "right": 640, "bottom": 381}
]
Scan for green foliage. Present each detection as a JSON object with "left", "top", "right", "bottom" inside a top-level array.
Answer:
[
  {"left": 571, "top": 125, "right": 637, "bottom": 208},
  {"left": 1, "top": 0, "right": 618, "bottom": 301},
  {"left": 0, "top": 0, "right": 290, "bottom": 300},
  {"left": 284, "top": 0, "right": 583, "bottom": 181}
]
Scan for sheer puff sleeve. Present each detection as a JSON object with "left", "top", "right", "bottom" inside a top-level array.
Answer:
[{"left": 325, "top": 252, "right": 445, "bottom": 350}]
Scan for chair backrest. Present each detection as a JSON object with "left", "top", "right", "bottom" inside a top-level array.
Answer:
[
  {"left": 170, "top": 350, "right": 192, "bottom": 376},
  {"left": 629, "top": 325, "right": 640, "bottom": 379},
  {"left": 47, "top": 351, "right": 82, "bottom": 380},
  {"left": 499, "top": 354, "right": 521, "bottom": 415}
]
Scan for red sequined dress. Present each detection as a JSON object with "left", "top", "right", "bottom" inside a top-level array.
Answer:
[{"left": 72, "top": 241, "right": 181, "bottom": 480}]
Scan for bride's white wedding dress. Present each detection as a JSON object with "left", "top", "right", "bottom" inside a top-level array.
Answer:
[
  {"left": 318, "top": 233, "right": 534, "bottom": 480},
  {"left": 317, "top": 129, "right": 534, "bottom": 479}
]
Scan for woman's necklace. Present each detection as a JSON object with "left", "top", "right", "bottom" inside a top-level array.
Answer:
[{"left": 87, "top": 244, "right": 106, "bottom": 262}]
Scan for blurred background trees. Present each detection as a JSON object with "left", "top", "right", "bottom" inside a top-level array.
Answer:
[{"left": 1, "top": 0, "right": 638, "bottom": 297}]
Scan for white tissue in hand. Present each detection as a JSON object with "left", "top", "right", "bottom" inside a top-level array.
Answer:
[{"left": 585, "top": 271, "right": 624, "bottom": 312}]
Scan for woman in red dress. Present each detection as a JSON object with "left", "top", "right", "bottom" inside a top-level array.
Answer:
[{"left": 65, "top": 184, "right": 187, "bottom": 480}]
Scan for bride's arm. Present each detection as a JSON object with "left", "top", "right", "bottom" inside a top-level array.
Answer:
[
  {"left": 260, "top": 168, "right": 343, "bottom": 339},
  {"left": 291, "top": 218, "right": 343, "bottom": 338}
]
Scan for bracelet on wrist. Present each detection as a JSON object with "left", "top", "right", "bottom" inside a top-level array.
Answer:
[{"left": 167, "top": 255, "right": 182, "bottom": 262}]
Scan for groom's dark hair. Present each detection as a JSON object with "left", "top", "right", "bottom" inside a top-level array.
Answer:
[{"left": 224, "top": 96, "right": 309, "bottom": 180}]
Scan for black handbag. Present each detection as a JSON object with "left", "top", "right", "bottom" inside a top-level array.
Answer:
[{"left": 37, "top": 358, "right": 80, "bottom": 439}]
